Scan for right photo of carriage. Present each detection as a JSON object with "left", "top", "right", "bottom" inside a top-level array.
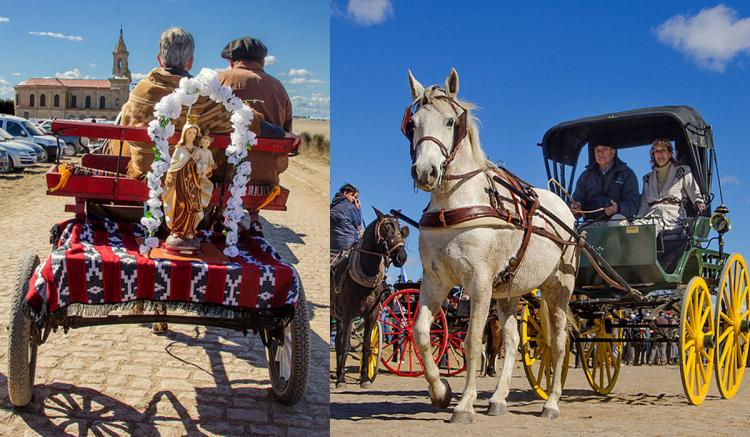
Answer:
[{"left": 349, "top": 105, "right": 747, "bottom": 408}]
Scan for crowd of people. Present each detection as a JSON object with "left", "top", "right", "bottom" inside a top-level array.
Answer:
[{"left": 619, "top": 309, "right": 679, "bottom": 366}]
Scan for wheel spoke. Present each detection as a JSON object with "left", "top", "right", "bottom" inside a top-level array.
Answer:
[{"left": 700, "top": 305, "right": 711, "bottom": 326}]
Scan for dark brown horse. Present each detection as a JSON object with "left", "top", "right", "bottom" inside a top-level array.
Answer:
[{"left": 331, "top": 208, "right": 409, "bottom": 387}]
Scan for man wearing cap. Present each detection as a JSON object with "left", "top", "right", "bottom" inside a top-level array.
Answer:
[
  {"left": 218, "top": 37, "right": 293, "bottom": 187},
  {"left": 570, "top": 144, "right": 639, "bottom": 225}
]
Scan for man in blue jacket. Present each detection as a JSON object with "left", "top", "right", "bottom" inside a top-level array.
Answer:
[
  {"left": 330, "top": 183, "right": 364, "bottom": 253},
  {"left": 570, "top": 144, "right": 639, "bottom": 224}
]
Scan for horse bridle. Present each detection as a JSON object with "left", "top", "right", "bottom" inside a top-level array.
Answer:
[
  {"left": 357, "top": 216, "right": 405, "bottom": 262},
  {"left": 401, "top": 90, "right": 469, "bottom": 176}
]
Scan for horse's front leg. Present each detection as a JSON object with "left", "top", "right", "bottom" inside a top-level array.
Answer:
[
  {"left": 487, "top": 297, "right": 520, "bottom": 416},
  {"left": 335, "top": 317, "right": 353, "bottom": 388},
  {"left": 413, "top": 275, "right": 452, "bottom": 410},
  {"left": 359, "top": 305, "right": 379, "bottom": 388},
  {"left": 450, "top": 277, "right": 493, "bottom": 424}
]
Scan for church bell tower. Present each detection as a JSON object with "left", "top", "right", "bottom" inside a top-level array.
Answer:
[{"left": 112, "top": 27, "right": 131, "bottom": 82}]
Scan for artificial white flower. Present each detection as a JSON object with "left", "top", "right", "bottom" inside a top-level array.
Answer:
[
  {"left": 154, "top": 94, "right": 182, "bottom": 120},
  {"left": 226, "top": 231, "right": 238, "bottom": 245},
  {"left": 145, "top": 236, "right": 160, "bottom": 248},
  {"left": 223, "top": 245, "right": 239, "bottom": 257}
]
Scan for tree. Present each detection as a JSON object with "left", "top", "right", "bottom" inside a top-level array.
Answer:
[{"left": 0, "top": 99, "right": 14, "bottom": 115}]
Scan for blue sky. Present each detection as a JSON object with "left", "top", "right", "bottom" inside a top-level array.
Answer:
[
  {"left": 331, "top": 1, "right": 750, "bottom": 279},
  {"left": 0, "top": 0, "right": 329, "bottom": 118}
]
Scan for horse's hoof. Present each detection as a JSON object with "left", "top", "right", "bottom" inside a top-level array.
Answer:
[
  {"left": 429, "top": 378, "right": 453, "bottom": 409},
  {"left": 487, "top": 401, "right": 506, "bottom": 416},
  {"left": 541, "top": 407, "right": 559, "bottom": 420},
  {"left": 360, "top": 381, "right": 372, "bottom": 389},
  {"left": 449, "top": 411, "right": 476, "bottom": 424}
]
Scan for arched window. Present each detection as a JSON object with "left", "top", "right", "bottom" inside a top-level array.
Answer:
[
  {"left": 29, "top": 94, "right": 35, "bottom": 107},
  {"left": 15, "top": 94, "right": 19, "bottom": 105},
  {"left": 85, "top": 96, "right": 91, "bottom": 109},
  {"left": 115, "top": 98, "right": 120, "bottom": 106},
  {"left": 54, "top": 94, "right": 60, "bottom": 107},
  {"left": 40, "top": 95, "right": 46, "bottom": 107},
  {"left": 71, "top": 95, "right": 77, "bottom": 108},
  {"left": 99, "top": 96, "right": 106, "bottom": 109}
]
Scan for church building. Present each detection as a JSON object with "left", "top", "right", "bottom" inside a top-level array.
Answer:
[{"left": 14, "top": 29, "right": 132, "bottom": 121}]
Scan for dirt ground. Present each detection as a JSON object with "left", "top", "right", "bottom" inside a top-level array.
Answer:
[
  {"left": 331, "top": 353, "right": 750, "bottom": 436},
  {"left": 0, "top": 154, "right": 329, "bottom": 436}
]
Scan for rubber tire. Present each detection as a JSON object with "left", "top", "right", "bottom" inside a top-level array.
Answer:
[
  {"left": 267, "top": 283, "right": 310, "bottom": 405},
  {"left": 7, "top": 253, "right": 40, "bottom": 407}
]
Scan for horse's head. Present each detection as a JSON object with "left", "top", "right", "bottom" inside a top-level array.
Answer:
[
  {"left": 404, "top": 68, "right": 470, "bottom": 192},
  {"left": 372, "top": 207, "right": 409, "bottom": 267}
]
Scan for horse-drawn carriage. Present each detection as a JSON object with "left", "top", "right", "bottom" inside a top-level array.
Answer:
[
  {"left": 7, "top": 119, "right": 310, "bottom": 407},
  {"left": 521, "top": 105, "right": 747, "bottom": 405}
]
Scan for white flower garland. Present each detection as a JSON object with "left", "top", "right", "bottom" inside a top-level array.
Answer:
[{"left": 139, "top": 67, "right": 257, "bottom": 257}]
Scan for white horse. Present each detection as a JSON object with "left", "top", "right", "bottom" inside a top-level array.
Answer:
[{"left": 406, "top": 68, "right": 578, "bottom": 422}]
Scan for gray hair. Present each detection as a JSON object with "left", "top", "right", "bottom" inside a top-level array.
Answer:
[{"left": 159, "top": 27, "right": 195, "bottom": 69}]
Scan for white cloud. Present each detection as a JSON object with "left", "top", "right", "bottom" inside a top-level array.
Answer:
[
  {"left": 12, "top": 72, "right": 21, "bottom": 76},
  {"left": 291, "top": 93, "right": 330, "bottom": 118},
  {"left": 54, "top": 68, "right": 92, "bottom": 79},
  {"left": 347, "top": 0, "right": 393, "bottom": 26},
  {"left": 0, "top": 78, "right": 8, "bottom": 85},
  {"left": 656, "top": 4, "right": 750, "bottom": 72},
  {"left": 287, "top": 77, "right": 325, "bottom": 85},
  {"left": 0, "top": 16, "right": 10, "bottom": 23},
  {"left": 29, "top": 31, "right": 84, "bottom": 42},
  {"left": 288, "top": 68, "right": 312, "bottom": 76},
  {"left": 88, "top": 63, "right": 97, "bottom": 68},
  {"left": 265, "top": 55, "right": 277, "bottom": 65},
  {"left": 721, "top": 175, "right": 740, "bottom": 185},
  {"left": 131, "top": 72, "right": 147, "bottom": 82}
]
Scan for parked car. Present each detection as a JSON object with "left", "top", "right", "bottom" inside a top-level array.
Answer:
[
  {"left": 0, "top": 128, "right": 47, "bottom": 162},
  {"left": 0, "top": 146, "right": 11, "bottom": 174},
  {"left": 0, "top": 114, "right": 68, "bottom": 161},
  {"left": 0, "top": 136, "right": 37, "bottom": 172},
  {"left": 36, "top": 119, "right": 90, "bottom": 155}
]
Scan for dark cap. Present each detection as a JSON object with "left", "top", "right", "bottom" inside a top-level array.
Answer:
[{"left": 221, "top": 37, "right": 268, "bottom": 61}]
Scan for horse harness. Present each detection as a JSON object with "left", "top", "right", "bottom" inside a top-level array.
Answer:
[{"left": 403, "top": 90, "right": 581, "bottom": 289}]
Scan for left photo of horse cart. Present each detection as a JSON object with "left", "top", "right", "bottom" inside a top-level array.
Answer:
[{"left": 0, "top": 3, "right": 330, "bottom": 435}]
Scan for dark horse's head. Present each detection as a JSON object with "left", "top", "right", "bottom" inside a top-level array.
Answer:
[{"left": 362, "top": 207, "right": 409, "bottom": 268}]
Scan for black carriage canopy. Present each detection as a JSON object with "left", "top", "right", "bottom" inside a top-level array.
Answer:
[{"left": 539, "top": 105, "right": 715, "bottom": 200}]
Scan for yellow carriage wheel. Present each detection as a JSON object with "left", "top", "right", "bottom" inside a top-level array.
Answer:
[
  {"left": 714, "top": 254, "right": 750, "bottom": 399},
  {"left": 679, "top": 277, "right": 715, "bottom": 405},
  {"left": 360, "top": 321, "right": 383, "bottom": 383},
  {"left": 578, "top": 314, "right": 622, "bottom": 395},
  {"left": 520, "top": 298, "right": 570, "bottom": 400}
]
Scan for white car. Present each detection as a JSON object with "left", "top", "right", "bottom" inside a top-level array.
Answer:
[
  {"left": 0, "top": 114, "right": 68, "bottom": 161},
  {"left": 0, "top": 137, "right": 37, "bottom": 172},
  {"left": 0, "top": 128, "right": 47, "bottom": 162},
  {"left": 0, "top": 146, "right": 11, "bottom": 174}
]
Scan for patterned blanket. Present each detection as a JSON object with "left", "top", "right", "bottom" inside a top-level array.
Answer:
[{"left": 25, "top": 219, "right": 299, "bottom": 322}]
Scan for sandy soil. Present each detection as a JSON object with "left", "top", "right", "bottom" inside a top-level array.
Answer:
[
  {"left": 331, "top": 352, "right": 750, "bottom": 436},
  {"left": 293, "top": 118, "right": 329, "bottom": 140}
]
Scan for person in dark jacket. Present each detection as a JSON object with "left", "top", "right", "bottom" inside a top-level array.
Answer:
[
  {"left": 570, "top": 144, "right": 639, "bottom": 224},
  {"left": 330, "top": 183, "right": 364, "bottom": 253}
]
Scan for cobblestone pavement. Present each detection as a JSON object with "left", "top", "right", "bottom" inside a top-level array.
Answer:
[
  {"left": 0, "top": 155, "right": 329, "bottom": 436},
  {"left": 330, "top": 354, "right": 750, "bottom": 436}
]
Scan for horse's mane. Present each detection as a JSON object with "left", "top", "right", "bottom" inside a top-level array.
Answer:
[{"left": 423, "top": 86, "right": 486, "bottom": 168}]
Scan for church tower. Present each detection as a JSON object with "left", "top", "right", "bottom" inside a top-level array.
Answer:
[{"left": 112, "top": 27, "right": 131, "bottom": 82}]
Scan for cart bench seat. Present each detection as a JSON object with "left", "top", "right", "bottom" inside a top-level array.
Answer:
[{"left": 24, "top": 218, "right": 300, "bottom": 324}]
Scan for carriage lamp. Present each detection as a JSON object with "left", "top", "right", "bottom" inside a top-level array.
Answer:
[{"left": 710, "top": 204, "right": 731, "bottom": 234}]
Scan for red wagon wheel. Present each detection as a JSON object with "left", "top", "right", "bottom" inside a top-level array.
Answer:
[
  {"left": 379, "top": 288, "right": 448, "bottom": 377},
  {"left": 440, "top": 331, "right": 467, "bottom": 376}
]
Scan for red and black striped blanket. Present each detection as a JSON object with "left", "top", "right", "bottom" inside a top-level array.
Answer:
[{"left": 25, "top": 219, "right": 299, "bottom": 321}]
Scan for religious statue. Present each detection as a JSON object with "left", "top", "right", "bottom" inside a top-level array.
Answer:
[{"left": 162, "top": 114, "right": 215, "bottom": 255}]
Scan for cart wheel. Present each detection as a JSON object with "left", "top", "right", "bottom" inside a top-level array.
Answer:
[
  {"left": 577, "top": 315, "right": 622, "bottom": 395},
  {"left": 520, "top": 296, "right": 570, "bottom": 400},
  {"left": 359, "top": 320, "right": 383, "bottom": 383},
  {"left": 379, "top": 288, "right": 448, "bottom": 377},
  {"left": 267, "top": 284, "right": 309, "bottom": 405},
  {"left": 714, "top": 254, "right": 750, "bottom": 399},
  {"left": 679, "top": 276, "right": 715, "bottom": 405},
  {"left": 7, "top": 253, "right": 40, "bottom": 407},
  {"left": 439, "top": 331, "right": 467, "bottom": 376}
]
